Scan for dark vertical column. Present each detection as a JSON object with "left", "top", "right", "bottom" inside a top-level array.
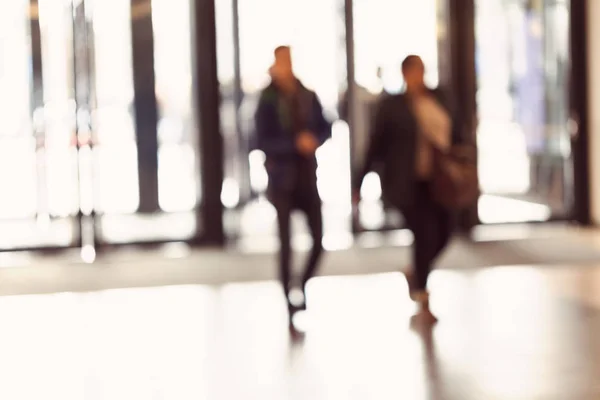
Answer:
[
  {"left": 448, "top": 0, "right": 477, "bottom": 145},
  {"left": 232, "top": 0, "right": 242, "bottom": 113},
  {"left": 29, "top": 0, "right": 46, "bottom": 219},
  {"left": 344, "top": 0, "right": 355, "bottom": 170},
  {"left": 440, "top": 0, "right": 479, "bottom": 231},
  {"left": 436, "top": 0, "right": 452, "bottom": 93},
  {"left": 542, "top": 1, "right": 571, "bottom": 216},
  {"left": 569, "top": 0, "right": 590, "bottom": 224},
  {"left": 345, "top": 0, "right": 359, "bottom": 233},
  {"left": 130, "top": 0, "right": 160, "bottom": 213},
  {"left": 192, "top": 0, "right": 224, "bottom": 245},
  {"left": 85, "top": 0, "right": 104, "bottom": 245},
  {"left": 73, "top": 2, "right": 91, "bottom": 128},
  {"left": 231, "top": 0, "right": 250, "bottom": 204},
  {"left": 29, "top": 1, "right": 44, "bottom": 117},
  {"left": 72, "top": 0, "right": 94, "bottom": 248}
]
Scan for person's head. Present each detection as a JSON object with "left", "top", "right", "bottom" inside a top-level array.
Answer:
[
  {"left": 270, "top": 46, "right": 294, "bottom": 83},
  {"left": 401, "top": 55, "right": 425, "bottom": 92}
]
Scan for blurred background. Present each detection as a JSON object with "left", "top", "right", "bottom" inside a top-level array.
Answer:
[
  {"left": 3, "top": 1, "right": 600, "bottom": 398},
  {"left": 0, "top": 0, "right": 579, "bottom": 254}
]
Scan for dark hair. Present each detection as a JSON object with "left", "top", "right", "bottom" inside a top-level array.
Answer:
[
  {"left": 401, "top": 55, "right": 423, "bottom": 73},
  {"left": 274, "top": 45, "right": 291, "bottom": 56}
]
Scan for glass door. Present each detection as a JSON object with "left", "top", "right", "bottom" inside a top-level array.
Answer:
[
  {"left": 86, "top": 0, "right": 200, "bottom": 244},
  {"left": 217, "top": 0, "right": 443, "bottom": 246},
  {"left": 0, "top": 0, "right": 81, "bottom": 251},
  {"left": 217, "top": 0, "right": 351, "bottom": 251},
  {"left": 352, "top": 0, "right": 439, "bottom": 232},
  {"left": 475, "top": 0, "right": 572, "bottom": 223},
  {"left": 152, "top": 0, "right": 199, "bottom": 216},
  {"left": 0, "top": 0, "right": 201, "bottom": 252}
]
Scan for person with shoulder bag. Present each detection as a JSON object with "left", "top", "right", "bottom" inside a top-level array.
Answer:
[{"left": 353, "top": 55, "right": 478, "bottom": 323}]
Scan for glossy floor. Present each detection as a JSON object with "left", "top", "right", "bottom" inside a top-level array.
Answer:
[{"left": 0, "top": 263, "right": 599, "bottom": 399}]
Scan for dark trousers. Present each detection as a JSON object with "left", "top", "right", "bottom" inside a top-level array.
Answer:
[
  {"left": 269, "top": 161, "right": 324, "bottom": 296},
  {"left": 402, "top": 181, "right": 453, "bottom": 291}
]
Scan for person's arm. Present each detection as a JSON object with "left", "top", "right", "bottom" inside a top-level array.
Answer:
[
  {"left": 312, "top": 93, "right": 332, "bottom": 145},
  {"left": 254, "top": 92, "right": 295, "bottom": 156},
  {"left": 353, "top": 98, "right": 388, "bottom": 191}
]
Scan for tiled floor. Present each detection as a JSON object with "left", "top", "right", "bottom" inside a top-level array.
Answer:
[{"left": 0, "top": 262, "right": 600, "bottom": 399}]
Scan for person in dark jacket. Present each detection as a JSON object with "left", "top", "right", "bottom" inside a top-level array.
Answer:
[
  {"left": 254, "top": 46, "right": 332, "bottom": 315},
  {"left": 353, "top": 55, "right": 460, "bottom": 322}
]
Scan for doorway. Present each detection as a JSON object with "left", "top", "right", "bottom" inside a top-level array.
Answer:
[
  {"left": 216, "top": 0, "right": 444, "bottom": 250},
  {"left": 217, "top": 0, "right": 351, "bottom": 251},
  {"left": 475, "top": 0, "right": 573, "bottom": 223},
  {"left": 0, "top": 0, "right": 201, "bottom": 252}
]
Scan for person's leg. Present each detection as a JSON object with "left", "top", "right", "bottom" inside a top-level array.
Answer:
[
  {"left": 273, "top": 193, "right": 293, "bottom": 298},
  {"left": 412, "top": 206, "right": 438, "bottom": 293},
  {"left": 403, "top": 183, "right": 454, "bottom": 324},
  {"left": 410, "top": 210, "right": 439, "bottom": 323},
  {"left": 402, "top": 183, "right": 437, "bottom": 291},
  {"left": 433, "top": 206, "right": 453, "bottom": 259},
  {"left": 400, "top": 184, "right": 441, "bottom": 321},
  {"left": 401, "top": 205, "right": 418, "bottom": 289},
  {"left": 300, "top": 191, "right": 324, "bottom": 293},
  {"left": 295, "top": 161, "right": 324, "bottom": 300}
]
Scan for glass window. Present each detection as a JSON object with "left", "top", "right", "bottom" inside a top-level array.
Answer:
[
  {"left": 352, "top": 0, "right": 439, "bottom": 231},
  {"left": 38, "top": 0, "right": 80, "bottom": 218},
  {"left": 215, "top": 0, "right": 243, "bottom": 211},
  {"left": 152, "top": 0, "right": 199, "bottom": 213},
  {"left": 216, "top": 0, "right": 235, "bottom": 86},
  {"left": 90, "top": 0, "right": 139, "bottom": 214},
  {"left": 237, "top": 0, "right": 345, "bottom": 111},
  {"left": 0, "top": 0, "right": 37, "bottom": 219},
  {"left": 218, "top": 0, "right": 351, "bottom": 248},
  {"left": 475, "top": 0, "right": 572, "bottom": 223},
  {"left": 0, "top": 0, "right": 31, "bottom": 139},
  {"left": 353, "top": 0, "right": 439, "bottom": 93},
  {"left": 0, "top": 0, "right": 79, "bottom": 249}
]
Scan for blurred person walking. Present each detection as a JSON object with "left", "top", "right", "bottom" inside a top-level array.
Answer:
[
  {"left": 353, "top": 55, "right": 468, "bottom": 323},
  {"left": 254, "top": 46, "right": 332, "bottom": 316}
]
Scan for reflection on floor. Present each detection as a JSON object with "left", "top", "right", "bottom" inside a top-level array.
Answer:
[
  {"left": 0, "top": 191, "right": 554, "bottom": 250},
  {"left": 0, "top": 212, "right": 198, "bottom": 250},
  {"left": 226, "top": 194, "right": 557, "bottom": 245},
  {"left": 0, "top": 223, "right": 593, "bottom": 295},
  {"left": 0, "top": 263, "right": 599, "bottom": 399}
]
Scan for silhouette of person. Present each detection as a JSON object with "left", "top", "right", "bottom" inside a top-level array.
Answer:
[
  {"left": 354, "top": 55, "right": 458, "bottom": 322},
  {"left": 254, "top": 46, "right": 332, "bottom": 315}
]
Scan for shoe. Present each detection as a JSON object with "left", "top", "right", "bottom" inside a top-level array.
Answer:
[
  {"left": 410, "top": 308, "right": 438, "bottom": 329},
  {"left": 413, "top": 291, "right": 438, "bottom": 325},
  {"left": 288, "top": 287, "right": 306, "bottom": 311},
  {"left": 288, "top": 321, "right": 305, "bottom": 342}
]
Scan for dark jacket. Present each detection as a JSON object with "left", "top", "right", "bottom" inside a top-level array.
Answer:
[
  {"left": 354, "top": 88, "right": 462, "bottom": 208},
  {"left": 254, "top": 80, "right": 332, "bottom": 191}
]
